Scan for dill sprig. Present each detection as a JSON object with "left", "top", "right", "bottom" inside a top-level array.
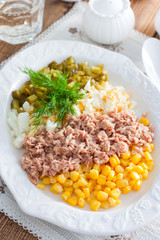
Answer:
[
  {"left": 21, "top": 67, "right": 84, "bottom": 128},
  {"left": 22, "top": 67, "right": 55, "bottom": 90}
]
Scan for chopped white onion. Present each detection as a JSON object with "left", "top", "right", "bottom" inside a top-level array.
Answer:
[
  {"left": 17, "top": 112, "right": 29, "bottom": 134},
  {"left": 23, "top": 101, "right": 30, "bottom": 112}
]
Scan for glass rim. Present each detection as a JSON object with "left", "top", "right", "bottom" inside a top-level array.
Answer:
[{"left": 0, "top": 0, "right": 45, "bottom": 16}]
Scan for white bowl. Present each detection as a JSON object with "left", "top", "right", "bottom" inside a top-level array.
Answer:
[
  {"left": 83, "top": 0, "right": 135, "bottom": 45},
  {"left": 0, "top": 40, "right": 160, "bottom": 235}
]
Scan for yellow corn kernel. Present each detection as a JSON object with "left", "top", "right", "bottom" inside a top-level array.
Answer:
[
  {"left": 121, "top": 159, "right": 129, "bottom": 167},
  {"left": 61, "top": 191, "right": 71, "bottom": 202},
  {"left": 139, "top": 162, "right": 148, "bottom": 170},
  {"left": 42, "top": 177, "right": 50, "bottom": 185},
  {"left": 100, "top": 164, "right": 105, "bottom": 171},
  {"left": 123, "top": 171, "right": 129, "bottom": 178},
  {"left": 101, "top": 202, "right": 110, "bottom": 209},
  {"left": 78, "top": 177, "right": 88, "bottom": 187},
  {"left": 101, "top": 165, "right": 111, "bottom": 176},
  {"left": 75, "top": 188, "right": 85, "bottom": 199},
  {"left": 73, "top": 182, "right": 79, "bottom": 189},
  {"left": 133, "top": 180, "right": 142, "bottom": 191},
  {"left": 128, "top": 162, "right": 135, "bottom": 167},
  {"left": 68, "top": 196, "right": 78, "bottom": 206},
  {"left": 88, "top": 182, "right": 94, "bottom": 192},
  {"left": 112, "top": 176, "right": 117, "bottom": 182},
  {"left": 78, "top": 198, "right": 85, "bottom": 208},
  {"left": 64, "top": 179, "right": 73, "bottom": 187},
  {"left": 90, "top": 169, "right": 99, "bottom": 180},
  {"left": 139, "top": 117, "right": 150, "bottom": 126},
  {"left": 96, "top": 191, "right": 108, "bottom": 201},
  {"left": 146, "top": 161, "right": 155, "bottom": 171},
  {"left": 130, "top": 154, "right": 142, "bottom": 164},
  {"left": 49, "top": 176, "right": 57, "bottom": 184},
  {"left": 64, "top": 172, "right": 70, "bottom": 178},
  {"left": 150, "top": 144, "right": 154, "bottom": 151},
  {"left": 134, "top": 165, "right": 143, "bottom": 174},
  {"left": 97, "top": 174, "right": 106, "bottom": 185},
  {"left": 117, "top": 173, "right": 123, "bottom": 180},
  {"left": 144, "top": 152, "right": 153, "bottom": 161},
  {"left": 83, "top": 187, "right": 90, "bottom": 198},
  {"left": 39, "top": 175, "right": 43, "bottom": 180},
  {"left": 125, "top": 164, "right": 134, "bottom": 172},
  {"left": 144, "top": 145, "right": 152, "bottom": 153},
  {"left": 130, "top": 171, "right": 140, "bottom": 181},
  {"left": 129, "top": 179, "right": 135, "bottom": 188},
  {"left": 80, "top": 174, "right": 87, "bottom": 180},
  {"left": 116, "top": 179, "right": 129, "bottom": 188},
  {"left": 89, "top": 179, "right": 96, "bottom": 186},
  {"left": 70, "top": 171, "right": 80, "bottom": 182},
  {"left": 108, "top": 197, "right": 117, "bottom": 207},
  {"left": 50, "top": 183, "right": 63, "bottom": 194},
  {"left": 142, "top": 169, "right": 149, "bottom": 180},
  {"left": 93, "top": 164, "right": 101, "bottom": 173},
  {"left": 90, "top": 199, "right": 101, "bottom": 211},
  {"left": 121, "top": 151, "right": 131, "bottom": 159},
  {"left": 121, "top": 185, "right": 131, "bottom": 194},
  {"left": 104, "top": 187, "right": 111, "bottom": 194},
  {"left": 109, "top": 157, "right": 117, "bottom": 168},
  {"left": 64, "top": 187, "right": 73, "bottom": 194},
  {"left": 108, "top": 170, "right": 115, "bottom": 181},
  {"left": 115, "top": 165, "right": 124, "bottom": 173},
  {"left": 85, "top": 173, "right": 90, "bottom": 179},
  {"left": 36, "top": 183, "right": 45, "bottom": 190},
  {"left": 57, "top": 174, "right": 67, "bottom": 184},
  {"left": 116, "top": 199, "right": 121, "bottom": 206},
  {"left": 106, "top": 181, "right": 116, "bottom": 189},
  {"left": 94, "top": 185, "right": 102, "bottom": 191},
  {"left": 113, "top": 154, "right": 120, "bottom": 164},
  {"left": 126, "top": 177, "right": 131, "bottom": 182},
  {"left": 110, "top": 188, "right": 121, "bottom": 200},
  {"left": 86, "top": 196, "right": 94, "bottom": 204},
  {"left": 93, "top": 191, "right": 98, "bottom": 198}
]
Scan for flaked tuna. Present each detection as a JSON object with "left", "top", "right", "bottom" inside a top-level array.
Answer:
[{"left": 22, "top": 109, "right": 154, "bottom": 184}]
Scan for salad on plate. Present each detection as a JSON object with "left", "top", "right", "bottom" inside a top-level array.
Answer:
[{"left": 7, "top": 56, "right": 154, "bottom": 211}]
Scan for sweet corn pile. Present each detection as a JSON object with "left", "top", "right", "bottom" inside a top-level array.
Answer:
[{"left": 37, "top": 141, "right": 154, "bottom": 211}]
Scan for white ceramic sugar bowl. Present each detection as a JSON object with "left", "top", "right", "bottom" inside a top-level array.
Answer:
[{"left": 83, "top": 0, "right": 135, "bottom": 45}]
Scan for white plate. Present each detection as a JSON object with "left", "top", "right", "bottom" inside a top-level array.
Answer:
[
  {"left": 0, "top": 40, "right": 160, "bottom": 236},
  {"left": 142, "top": 38, "right": 160, "bottom": 88}
]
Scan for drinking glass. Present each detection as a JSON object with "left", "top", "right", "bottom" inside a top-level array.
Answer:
[{"left": 0, "top": 0, "right": 45, "bottom": 44}]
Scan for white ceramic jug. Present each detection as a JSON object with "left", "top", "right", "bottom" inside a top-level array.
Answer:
[{"left": 83, "top": 0, "right": 135, "bottom": 45}]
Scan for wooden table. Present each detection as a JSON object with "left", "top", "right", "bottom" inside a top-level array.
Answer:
[{"left": 0, "top": 0, "right": 160, "bottom": 239}]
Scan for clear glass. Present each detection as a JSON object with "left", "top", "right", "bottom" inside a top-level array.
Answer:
[{"left": 0, "top": 0, "right": 45, "bottom": 44}]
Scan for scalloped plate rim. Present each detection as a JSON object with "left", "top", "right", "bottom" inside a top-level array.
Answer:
[{"left": 0, "top": 40, "right": 160, "bottom": 236}]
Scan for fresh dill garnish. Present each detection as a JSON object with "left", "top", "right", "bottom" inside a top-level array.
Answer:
[
  {"left": 21, "top": 67, "right": 84, "bottom": 128},
  {"left": 21, "top": 67, "right": 55, "bottom": 90}
]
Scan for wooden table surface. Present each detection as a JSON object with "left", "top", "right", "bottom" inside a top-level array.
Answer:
[{"left": 0, "top": 0, "right": 160, "bottom": 239}]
